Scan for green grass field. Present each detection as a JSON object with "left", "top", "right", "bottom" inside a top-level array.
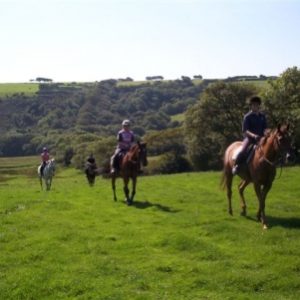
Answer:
[
  {"left": 1, "top": 157, "right": 300, "bottom": 299},
  {"left": 0, "top": 83, "right": 39, "bottom": 98}
]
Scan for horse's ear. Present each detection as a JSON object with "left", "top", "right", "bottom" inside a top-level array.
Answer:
[
  {"left": 277, "top": 123, "right": 281, "bottom": 131},
  {"left": 287, "top": 124, "right": 290, "bottom": 131}
]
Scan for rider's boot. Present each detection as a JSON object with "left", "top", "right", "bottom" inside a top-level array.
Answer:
[{"left": 232, "top": 151, "right": 244, "bottom": 175}]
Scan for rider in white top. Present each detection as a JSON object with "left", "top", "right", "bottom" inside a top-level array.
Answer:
[{"left": 110, "top": 119, "right": 135, "bottom": 174}]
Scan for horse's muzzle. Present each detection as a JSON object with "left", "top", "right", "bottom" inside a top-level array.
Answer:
[{"left": 285, "top": 149, "right": 296, "bottom": 164}]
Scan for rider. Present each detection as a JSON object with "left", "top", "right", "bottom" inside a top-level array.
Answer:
[
  {"left": 40, "top": 147, "right": 50, "bottom": 176},
  {"left": 232, "top": 96, "right": 267, "bottom": 175},
  {"left": 85, "top": 153, "right": 97, "bottom": 173},
  {"left": 110, "top": 119, "right": 135, "bottom": 174}
]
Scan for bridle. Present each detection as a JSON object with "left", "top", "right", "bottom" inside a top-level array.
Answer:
[{"left": 258, "top": 130, "right": 290, "bottom": 166}]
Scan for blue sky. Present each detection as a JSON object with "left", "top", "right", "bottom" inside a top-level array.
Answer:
[{"left": 1, "top": 0, "right": 300, "bottom": 82}]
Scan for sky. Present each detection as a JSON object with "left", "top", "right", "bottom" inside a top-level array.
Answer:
[{"left": 1, "top": 0, "right": 300, "bottom": 83}]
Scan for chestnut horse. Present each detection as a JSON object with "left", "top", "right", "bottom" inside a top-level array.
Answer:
[
  {"left": 221, "top": 124, "right": 293, "bottom": 229},
  {"left": 111, "top": 142, "right": 148, "bottom": 205}
]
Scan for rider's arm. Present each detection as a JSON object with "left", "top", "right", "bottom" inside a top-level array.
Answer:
[
  {"left": 245, "top": 130, "right": 259, "bottom": 140},
  {"left": 242, "top": 115, "right": 260, "bottom": 141}
]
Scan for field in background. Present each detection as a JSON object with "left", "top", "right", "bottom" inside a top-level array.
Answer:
[
  {"left": 1, "top": 157, "right": 300, "bottom": 299},
  {"left": 0, "top": 156, "right": 39, "bottom": 178},
  {"left": 0, "top": 83, "right": 39, "bottom": 97},
  {"left": 0, "top": 79, "right": 270, "bottom": 98},
  {"left": 171, "top": 113, "right": 185, "bottom": 123}
]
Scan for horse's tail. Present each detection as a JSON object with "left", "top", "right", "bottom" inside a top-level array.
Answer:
[
  {"left": 220, "top": 146, "right": 232, "bottom": 190},
  {"left": 220, "top": 167, "right": 228, "bottom": 190}
]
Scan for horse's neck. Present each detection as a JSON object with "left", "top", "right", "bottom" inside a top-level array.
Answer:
[
  {"left": 260, "top": 134, "right": 278, "bottom": 161},
  {"left": 127, "top": 146, "right": 139, "bottom": 162}
]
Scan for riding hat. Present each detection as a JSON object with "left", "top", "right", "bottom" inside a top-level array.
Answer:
[
  {"left": 122, "top": 119, "right": 130, "bottom": 126},
  {"left": 249, "top": 96, "right": 262, "bottom": 105}
]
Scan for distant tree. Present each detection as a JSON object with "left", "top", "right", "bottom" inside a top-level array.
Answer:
[
  {"left": 193, "top": 75, "right": 203, "bottom": 79},
  {"left": 63, "top": 147, "right": 74, "bottom": 166},
  {"left": 263, "top": 66, "right": 300, "bottom": 153},
  {"left": 185, "top": 81, "right": 258, "bottom": 170},
  {"left": 36, "top": 77, "right": 53, "bottom": 82},
  {"left": 146, "top": 76, "right": 164, "bottom": 81}
]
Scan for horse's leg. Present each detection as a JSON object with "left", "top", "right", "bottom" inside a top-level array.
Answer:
[
  {"left": 260, "top": 182, "right": 272, "bottom": 229},
  {"left": 130, "top": 176, "right": 137, "bottom": 204},
  {"left": 225, "top": 171, "right": 233, "bottom": 215},
  {"left": 39, "top": 176, "right": 43, "bottom": 190},
  {"left": 112, "top": 175, "right": 117, "bottom": 201},
  {"left": 123, "top": 177, "right": 130, "bottom": 204},
  {"left": 253, "top": 182, "right": 264, "bottom": 224},
  {"left": 238, "top": 179, "right": 250, "bottom": 216}
]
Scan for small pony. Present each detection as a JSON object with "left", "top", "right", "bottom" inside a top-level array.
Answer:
[
  {"left": 85, "top": 162, "right": 99, "bottom": 186},
  {"left": 111, "top": 141, "right": 148, "bottom": 205},
  {"left": 38, "top": 158, "right": 56, "bottom": 191},
  {"left": 221, "top": 124, "right": 293, "bottom": 229}
]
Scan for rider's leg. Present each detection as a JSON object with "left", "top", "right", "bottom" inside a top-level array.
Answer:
[
  {"left": 41, "top": 162, "right": 46, "bottom": 176},
  {"left": 232, "top": 138, "right": 250, "bottom": 175},
  {"left": 111, "top": 149, "right": 120, "bottom": 174}
]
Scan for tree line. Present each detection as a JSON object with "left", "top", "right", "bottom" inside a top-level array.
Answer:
[{"left": 0, "top": 67, "right": 299, "bottom": 174}]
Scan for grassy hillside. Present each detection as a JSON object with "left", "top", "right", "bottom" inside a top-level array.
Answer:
[{"left": 1, "top": 157, "right": 300, "bottom": 299}]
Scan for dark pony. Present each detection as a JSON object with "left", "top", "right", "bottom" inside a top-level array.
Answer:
[
  {"left": 221, "top": 124, "right": 293, "bottom": 229},
  {"left": 85, "top": 164, "right": 99, "bottom": 186},
  {"left": 111, "top": 141, "right": 148, "bottom": 205}
]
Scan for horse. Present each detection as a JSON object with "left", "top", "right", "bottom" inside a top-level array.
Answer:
[
  {"left": 111, "top": 141, "right": 148, "bottom": 205},
  {"left": 85, "top": 162, "right": 99, "bottom": 186},
  {"left": 221, "top": 124, "right": 293, "bottom": 229},
  {"left": 38, "top": 158, "right": 56, "bottom": 191}
]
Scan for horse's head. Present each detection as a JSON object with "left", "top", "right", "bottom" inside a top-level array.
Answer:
[
  {"left": 49, "top": 158, "right": 56, "bottom": 172},
  {"left": 274, "top": 124, "right": 294, "bottom": 163},
  {"left": 137, "top": 141, "right": 148, "bottom": 166}
]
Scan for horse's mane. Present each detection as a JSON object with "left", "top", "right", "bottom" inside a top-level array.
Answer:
[
  {"left": 125, "top": 144, "right": 140, "bottom": 161},
  {"left": 259, "top": 128, "right": 275, "bottom": 146}
]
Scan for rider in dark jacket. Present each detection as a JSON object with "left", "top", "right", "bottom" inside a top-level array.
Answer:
[{"left": 232, "top": 96, "right": 267, "bottom": 175}]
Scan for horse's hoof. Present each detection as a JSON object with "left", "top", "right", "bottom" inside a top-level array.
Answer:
[
  {"left": 263, "top": 224, "right": 268, "bottom": 230},
  {"left": 240, "top": 211, "right": 247, "bottom": 217}
]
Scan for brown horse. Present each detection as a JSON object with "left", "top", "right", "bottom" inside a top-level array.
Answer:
[
  {"left": 111, "top": 141, "right": 148, "bottom": 205},
  {"left": 221, "top": 124, "right": 293, "bottom": 229}
]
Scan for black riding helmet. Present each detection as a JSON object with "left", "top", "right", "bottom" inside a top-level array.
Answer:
[{"left": 249, "top": 96, "right": 262, "bottom": 105}]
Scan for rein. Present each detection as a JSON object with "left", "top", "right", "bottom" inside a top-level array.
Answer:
[
  {"left": 127, "top": 147, "right": 140, "bottom": 164},
  {"left": 258, "top": 133, "right": 285, "bottom": 178}
]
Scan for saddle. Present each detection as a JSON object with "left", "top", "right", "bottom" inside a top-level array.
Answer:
[
  {"left": 232, "top": 143, "right": 256, "bottom": 165},
  {"left": 115, "top": 151, "right": 126, "bottom": 170},
  {"left": 40, "top": 161, "right": 49, "bottom": 176}
]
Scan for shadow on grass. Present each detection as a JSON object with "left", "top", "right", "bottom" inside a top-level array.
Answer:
[
  {"left": 267, "top": 216, "right": 300, "bottom": 229},
  {"left": 245, "top": 215, "right": 300, "bottom": 229},
  {"left": 131, "top": 200, "right": 180, "bottom": 213}
]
